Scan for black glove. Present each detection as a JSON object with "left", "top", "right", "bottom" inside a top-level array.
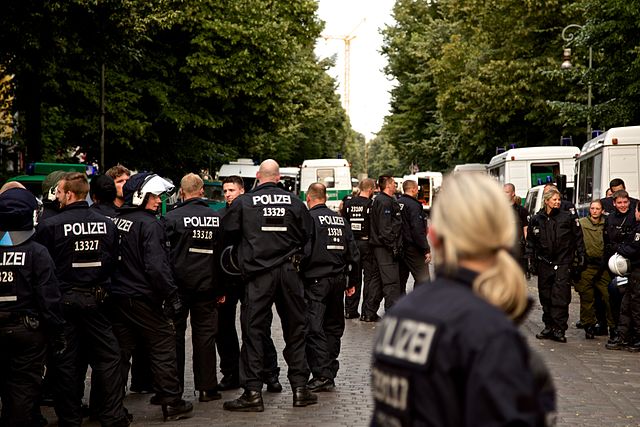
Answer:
[
  {"left": 51, "top": 331, "right": 67, "bottom": 356},
  {"left": 163, "top": 292, "right": 185, "bottom": 320},
  {"left": 577, "top": 255, "right": 586, "bottom": 271},
  {"left": 527, "top": 258, "right": 537, "bottom": 276}
]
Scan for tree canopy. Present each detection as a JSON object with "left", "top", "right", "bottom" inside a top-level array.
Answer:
[
  {"left": 0, "top": 0, "right": 351, "bottom": 180},
  {"left": 380, "top": 0, "right": 640, "bottom": 172}
]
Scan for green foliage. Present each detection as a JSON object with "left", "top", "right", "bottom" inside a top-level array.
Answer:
[
  {"left": 0, "top": 0, "right": 352, "bottom": 179},
  {"left": 380, "top": 0, "right": 631, "bottom": 171}
]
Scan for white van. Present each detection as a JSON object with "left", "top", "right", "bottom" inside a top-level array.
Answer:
[
  {"left": 574, "top": 126, "right": 640, "bottom": 215},
  {"left": 216, "top": 158, "right": 259, "bottom": 189},
  {"left": 452, "top": 163, "right": 487, "bottom": 175},
  {"left": 403, "top": 171, "right": 443, "bottom": 212},
  {"left": 487, "top": 146, "right": 580, "bottom": 201},
  {"left": 300, "top": 159, "right": 352, "bottom": 211}
]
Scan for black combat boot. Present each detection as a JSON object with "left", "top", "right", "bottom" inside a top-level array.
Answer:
[
  {"left": 535, "top": 327, "right": 553, "bottom": 340},
  {"left": 307, "top": 377, "right": 336, "bottom": 392},
  {"left": 217, "top": 374, "right": 240, "bottom": 391},
  {"left": 198, "top": 389, "right": 222, "bottom": 402},
  {"left": 292, "top": 386, "right": 318, "bottom": 407},
  {"left": 605, "top": 334, "right": 628, "bottom": 350},
  {"left": 161, "top": 399, "right": 194, "bottom": 422},
  {"left": 223, "top": 390, "right": 264, "bottom": 412},
  {"left": 584, "top": 325, "right": 595, "bottom": 339},
  {"left": 550, "top": 329, "right": 567, "bottom": 343}
]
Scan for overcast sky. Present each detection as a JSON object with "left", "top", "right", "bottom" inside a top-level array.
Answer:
[{"left": 315, "top": 0, "right": 396, "bottom": 141}]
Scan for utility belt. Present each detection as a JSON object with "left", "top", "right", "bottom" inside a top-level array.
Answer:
[
  {"left": 535, "top": 256, "right": 569, "bottom": 269},
  {"left": 288, "top": 253, "right": 304, "bottom": 273},
  {"left": 0, "top": 311, "right": 40, "bottom": 329},
  {"left": 67, "top": 285, "right": 110, "bottom": 305}
]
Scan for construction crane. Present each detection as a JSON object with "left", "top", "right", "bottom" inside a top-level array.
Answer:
[{"left": 322, "top": 18, "right": 366, "bottom": 116}]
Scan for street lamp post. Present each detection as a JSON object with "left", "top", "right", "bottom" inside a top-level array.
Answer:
[{"left": 561, "top": 24, "right": 593, "bottom": 139}]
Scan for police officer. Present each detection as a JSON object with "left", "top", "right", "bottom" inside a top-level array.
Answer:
[
  {"left": 217, "top": 176, "right": 282, "bottom": 393},
  {"left": 304, "top": 183, "right": 359, "bottom": 392},
  {"left": 35, "top": 172, "right": 131, "bottom": 427},
  {"left": 0, "top": 188, "right": 66, "bottom": 427},
  {"left": 603, "top": 189, "right": 637, "bottom": 332},
  {"left": 342, "top": 178, "right": 375, "bottom": 320},
  {"left": 397, "top": 180, "right": 430, "bottom": 291},
  {"left": 40, "top": 170, "right": 66, "bottom": 221},
  {"left": 371, "top": 174, "right": 546, "bottom": 427},
  {"left": 605, "top": 200, "right": 640, "bottom": 351},
  {"left": 223, "top": 159, "right": 317, "bottom": 411},
  {"left": 109, "top": 172, "right": 193, "bottom": 421},
  {"left": 90, "top": 174, "right": 118, "bottom": 219},
  {"left": 505, "top": 183, "right": 529, "bottom": 275},
  {"left": 366, "top": 175, "right": 403, "bottom": 320},
  {"left": 163, "top": 173, "right": 223, "bottom": 402},
  {"left": 526, "top": 187, "right": 586, "bottom": 343},
  {"left": 105, "top": 165, "right": 131, "bottom": 209}
]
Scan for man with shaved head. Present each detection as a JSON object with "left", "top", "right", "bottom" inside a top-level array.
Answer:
[{"left": 223, "top": 159, "right": 317, "bottom": 411}]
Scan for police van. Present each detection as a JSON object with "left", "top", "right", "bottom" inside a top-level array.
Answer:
[
  {"left": 299, "top": 158, "right": 352, "bottom": 211},
  {"left": 403, "top": 171, "right": 443, "bottom": 213},
  {"left": 487, "top": 146, "right": 580, "bottom": 203},
  {"left": 216, "top": 158, "right": 259, "bottom": 190},
  {"left": 574, "top": 126, "right": 640, "bottom": 216},
  {"left": 452, "top": 163, "right": 487, "bottom": 175},
  {"left": 7, "top": 162, "right": 94, "bottom": 199}
]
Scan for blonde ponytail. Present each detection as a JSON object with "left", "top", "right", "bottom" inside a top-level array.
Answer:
[{"left": 431, "top": 174, "right": 528, "bottom": 320}]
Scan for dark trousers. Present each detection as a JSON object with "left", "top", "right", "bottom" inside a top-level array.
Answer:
[
  {"left": 0, "top": 322, "right": 46, "bottom": 427},
  {"left": 217, "top": 286, "right": 280, "bottom": 382},
  {"left": 50, "top": 291, "right": 128, "bottom": 427},
  {"left": 617, "top": 272, "right": 640, "bottom": 340},
  {"left": 240, "top": 262, "right": 309, "bottom": 391},
  {"left": 399, "top": 245, "right": 429, "bottom": 292},
  {"left": 345, "top": 240, "right": 373, "bottom": 316},
  {"left": 109, "top": 296, "right": 182, "bottom": 405},
  {"left": 175, "top": 291, "right": 218, "bottom": 391},
  {"left": 537, "top": 263, "right": 572, "bottom": 331},
  {"left": 305, "top": 275, "right": 347, "bottom": 380},
  {"left": 130, "top": 346, "right": 153, "bottom": 392},
  {"left": 367, "top": 246, "right": 401, "bottom": 314}
]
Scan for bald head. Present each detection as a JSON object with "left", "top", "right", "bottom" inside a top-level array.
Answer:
[
  {"left": 0, "top": 181, "right": 26, "bottom": 194},
  {"left": 257, "top": 159, "right": 280, "bottom": 184},
  {"left": 180, "top": 173, "right": 204, "bottom": 200}
]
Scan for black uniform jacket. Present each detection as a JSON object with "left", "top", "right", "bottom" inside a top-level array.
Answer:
[
  {"left": 526, "top": 207, "right": 586, "bottom": 265},
  {"left": 163, "top": 198, "right": 222, "bottom": 294},
  {"left": 611, "top": 219, "right": 640, "bottom": 271},
  {"left": 0, "top": 237, "right": 65, "bottom": 327},
  {"left": 397, "top": 194, "right": 429, "bottom": 254},
  {"left": 304, "top": 204, "right": 360, "bottom": 285},
  {"left": 371, "top": 268, "right": 544, "bottom": 427},
  {"left": 223, "top": 182, "right": 313, "bottom": 276},
  {"left": 604, "top": 208, "right": 637, "bottom": 259},
  {"left": 90, "top": 202, "right": 118, "bottom": 221},
  {"left": 112, "top": 207, "right": 177, "bottom": 303},
  {"left": 369, "top": 192, "right": 402, "bottom": 249},
  {"left": 343, "top": 195, "right": 372, "bottom": 240},
  {"left": 35, "top": 201, "right": 118, "bottom": 292}
]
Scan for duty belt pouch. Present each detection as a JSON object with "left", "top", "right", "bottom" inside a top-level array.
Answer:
[
  {"left": 22, "top": 315, "right": 40, "bottom": 330},
  {"left": 65, "top": 288, "right": 98, "bottom": 309},
  {"left": 94, "top": 286, "right": 109, "bottom": 305}
]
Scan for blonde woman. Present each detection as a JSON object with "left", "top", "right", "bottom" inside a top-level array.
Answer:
[
  {"left": 371, "top": 174, "right": 546, "bottom": 426},
  {"left": 526, "top": 188, "right": 585, "bottom": 343}
]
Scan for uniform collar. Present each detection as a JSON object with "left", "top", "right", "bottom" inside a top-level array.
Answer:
[
  {"left": 252, "top": 182, "right": 277, "bottom": 192},
  {"left": 436, "top": 266, "right": 478, "bottom": 289},
  {"left": 61, "top": 201, "right": 89, "bottom": 211},
  {"left": 309, "top": 203, "right": 327, "bottom": 211},
  {"left": 177, "top": 197, "right": 208, "bottom": 208}
]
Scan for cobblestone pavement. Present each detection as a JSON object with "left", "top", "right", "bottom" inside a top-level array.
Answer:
[{"left": 42, "top": 276, "right": 640, "bottom": 426}]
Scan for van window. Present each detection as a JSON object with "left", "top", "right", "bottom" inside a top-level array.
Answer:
[
  {"left": 577, "top": 156, "right": 594, "bottom": 205},
  {"left": 417, "top": 178, "right": 432, "bottom": 206},
  {"left": 317, "top": 169, "right": 335, "bottom": 188},
  {"left": 530, "top": 163, "right": 560, "bottom": 187}
]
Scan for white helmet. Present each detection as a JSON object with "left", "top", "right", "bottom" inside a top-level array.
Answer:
[
  {"left": 608, "top": 253, "right": 630, "bottom": 276},
  {"left": 131, "top": 174, "right": 175, "bottom": 207}
]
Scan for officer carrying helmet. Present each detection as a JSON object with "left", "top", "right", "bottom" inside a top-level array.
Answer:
[{"left": 109, "top": 172, "right": 194, "bottom": 421}]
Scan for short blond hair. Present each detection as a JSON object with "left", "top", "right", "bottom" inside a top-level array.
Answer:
[
  {"left": 180, "top": 173, "right": 204, "bottom": 195},
  {"left": 431, "top": 173, "right": 528, "bottom": 320}
]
